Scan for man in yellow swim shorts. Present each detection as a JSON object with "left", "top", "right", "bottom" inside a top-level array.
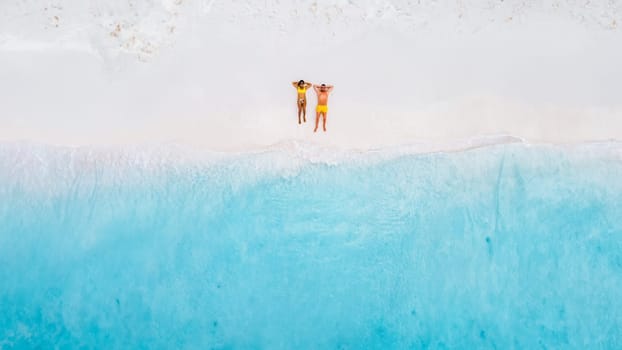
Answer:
[{"left": 313, "top": 83, "right": 334, "bottom": 132}]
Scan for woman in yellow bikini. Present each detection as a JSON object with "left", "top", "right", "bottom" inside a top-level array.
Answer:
[{"left": 292, "top": 80, "right": 313, "bottom": 124}]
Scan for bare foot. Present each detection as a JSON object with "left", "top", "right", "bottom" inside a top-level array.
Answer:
[
  {"left": 313, "top": 128, "right": 317, "bottom": 132},
  {"left": 323, "top": 127, "right": 327, "bottom": 132}
]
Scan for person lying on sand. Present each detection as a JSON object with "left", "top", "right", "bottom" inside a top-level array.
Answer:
[
  {"left": 313, "top": 83, "right": 334, "bottom": 132},
  {"left": 292, "top": 80, "right": 313, "bottom": 124}
]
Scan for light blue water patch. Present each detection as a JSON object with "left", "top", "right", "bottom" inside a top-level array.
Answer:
[{"left": 1, "top": 143, "right": 622, "bottom": 349}]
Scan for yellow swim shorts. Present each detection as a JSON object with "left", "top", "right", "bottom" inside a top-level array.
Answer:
[{"left": 316, "top": 105, "right": 328, "bottom": 113}]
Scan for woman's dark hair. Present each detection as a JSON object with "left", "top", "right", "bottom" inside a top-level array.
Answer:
[{"left": 298, "top": 80, "right": 305, "bottom": 85}]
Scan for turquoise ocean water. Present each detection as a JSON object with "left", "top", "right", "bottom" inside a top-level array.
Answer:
[{"left": 1, "top": 142, "right": 621, "bottom": 349}]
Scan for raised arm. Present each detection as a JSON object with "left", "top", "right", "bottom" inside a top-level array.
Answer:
[
  {"left": 327, "top": 85, "right": 334, "bottom": 92},
  {"left": 313, "top": 84, "right": 320, "bottom": 93},
  {"left": 291, "top": 81, "right": 299, "bottom": 88},
  {"left": 305, "top": 82, "right": 313, "bottom": 89}
]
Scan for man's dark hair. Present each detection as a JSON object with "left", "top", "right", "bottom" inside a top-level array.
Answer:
[{"left": 321, "top": 83, "right": 326, "bottom": 87}]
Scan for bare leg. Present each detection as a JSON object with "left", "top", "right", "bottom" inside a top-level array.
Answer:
[
  {"left": 322, "top": 113, "right": 327, "bottom": 132},
  {"left": 314, "top": 111, "right": 320, "bottom": 132},
  {"left": 302, "top": 104, "right": 307, "bottom": 123},
  {"left": 297, "top": 105, "right": 302, "bottom": 124}
]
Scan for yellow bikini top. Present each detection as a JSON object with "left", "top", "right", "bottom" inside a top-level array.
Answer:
[{"left": 297, "top": 87, "right": 306, "bottom": 94}]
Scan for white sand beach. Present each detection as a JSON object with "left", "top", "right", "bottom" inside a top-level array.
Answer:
[{"left": 1, "top": 0, "right": 621, "bottom": 151}]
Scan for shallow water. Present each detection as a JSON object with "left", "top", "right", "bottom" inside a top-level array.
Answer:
[{"left": 1, "top": 143, "right": 621, "bottom": 349}]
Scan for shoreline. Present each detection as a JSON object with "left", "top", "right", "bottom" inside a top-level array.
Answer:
[{"left": 2, "top": 135, "right": 620, "bottom": 157}]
